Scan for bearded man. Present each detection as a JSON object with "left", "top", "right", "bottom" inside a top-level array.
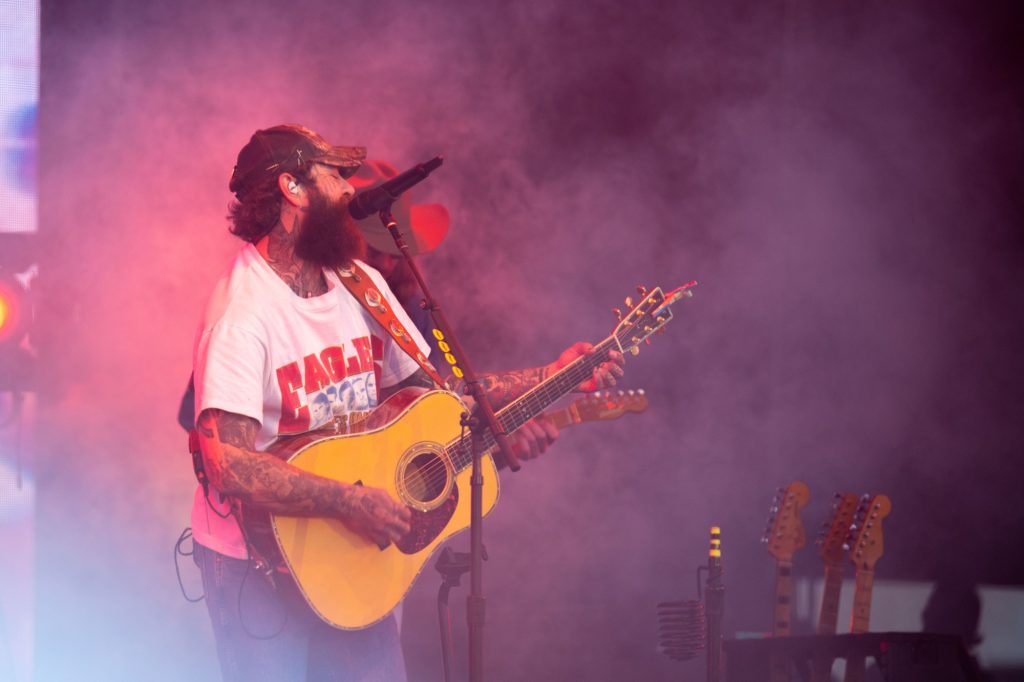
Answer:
[{"left": 189, "top": 125, "right": 622, "bottom": 681}]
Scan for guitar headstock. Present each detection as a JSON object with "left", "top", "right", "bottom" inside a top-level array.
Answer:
[
  {"left": 573, "top": 389, "right": 649, "bottom": 422},
  {"left": 845, "top": 494, "right": 892, "bottom": 572},
  {"left": 612, "top": 282, "right": 697, "bottom": 357},
  {"left": 761, "top": 481, "right": 811, "bottom": 563},
  {"left": 816, "top": 492, "right": 859, "bottom": 567}
]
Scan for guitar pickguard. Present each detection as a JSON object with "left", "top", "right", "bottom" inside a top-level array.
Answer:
[{"left": 395, "top": 487, "right": 458, "bottom": 554}]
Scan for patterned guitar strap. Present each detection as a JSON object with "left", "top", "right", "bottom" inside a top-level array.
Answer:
[{"left": 333, "top": 261, "right": 445, "bottom": 387}]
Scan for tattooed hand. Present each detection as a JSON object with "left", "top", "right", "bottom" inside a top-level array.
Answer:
[
  {"left": 339, "top": 484, "right": 412, "bottom": 547},
  {"left": 550, "top": 341, "right": 626, "bottom": 392}
]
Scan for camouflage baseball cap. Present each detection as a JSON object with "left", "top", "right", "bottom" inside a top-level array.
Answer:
[{"left": 229, "top": 124, "right": 366, "bottom": 198}]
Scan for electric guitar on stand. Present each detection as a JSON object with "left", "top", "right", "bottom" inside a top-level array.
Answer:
[
  {"left": 545, "top": 389, "right": 649, "bottom": 430},
  {"left": 762, "top": 481, "right": 811, "bottom": 682},
  {"left": 842, "top": 494, "right": 892, "bottom": 682},
  {"left": 241, "top": 283, "right": 696, "bottom": 630},
  {"left": 811, "top": 492, "right": 859, "bottom": 682}
]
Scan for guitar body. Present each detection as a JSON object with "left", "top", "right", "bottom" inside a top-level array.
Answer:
[
  {"left": 263, "top": 388, "right": 500, "bottom": 630},
  {"left": 234, "top": 282, "right": 695, "bottom": 631}
]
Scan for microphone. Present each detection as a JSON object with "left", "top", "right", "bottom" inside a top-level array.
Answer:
[{"left": 348, "top": 156, "right": 444, "bottom": 220}]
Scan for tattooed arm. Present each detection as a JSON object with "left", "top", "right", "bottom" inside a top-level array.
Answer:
[
  {"left": 195, "top": 408, "right": 410, "bottom": 546},
  {"left": 447, "top": 341, "right": 626, "bottom": 410},
  {"left": 448, "top": 366, "right": 549, "bottom": 408}
]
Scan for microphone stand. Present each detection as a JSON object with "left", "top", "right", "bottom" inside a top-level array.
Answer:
[
  {"left": 706, "top": 527, "right": 724, "bottom": 682},
  {"left": 375, "top": 205, "right": 522, "bottom": 682}
]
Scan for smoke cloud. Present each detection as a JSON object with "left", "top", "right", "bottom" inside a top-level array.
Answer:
[{"left": 33, "top": 0, "right": 1024, "bottom": 679}]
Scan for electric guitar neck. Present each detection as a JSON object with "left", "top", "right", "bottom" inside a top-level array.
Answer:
[
  {"left": 816, "top": 492, "right": 859, "bottom": 635},
  {"left": 545, "top": 389, "right": 648, "bottom": 430},
  {"left": 810, "top": 492, "right": 859, "bottom": 682},
  {"left": 842, "top": 494, "right": 892, "bottom": 682},
  {"left": 763, "top": 481, "right": 810, "bottom": 682}
]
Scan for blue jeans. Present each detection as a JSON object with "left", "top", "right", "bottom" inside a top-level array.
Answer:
[{"left": 194, "top": 542, "right": 408, "bottom": 682}]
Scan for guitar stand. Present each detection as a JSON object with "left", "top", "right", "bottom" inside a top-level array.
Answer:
[
  {"left": 435, "top": 545, "right": 488, "bottom": 682},
  {"left": 723, "top": 633, "right": 978, "bottom": 682}
]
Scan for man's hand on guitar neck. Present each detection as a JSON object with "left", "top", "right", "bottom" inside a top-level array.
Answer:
[
  {"left": 450, "top": 342, "right": 626, "bottom": 407},
  {"left": 548, "top": 341, "right": 626, "bottom": 393},
  {"left": 196, "top": 409, "right": 411, "bottom": 546}
]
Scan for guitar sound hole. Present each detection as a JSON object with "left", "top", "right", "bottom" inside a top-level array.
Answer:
[{"left": 403, "top": 451, "right": 448, "bottom": 505}]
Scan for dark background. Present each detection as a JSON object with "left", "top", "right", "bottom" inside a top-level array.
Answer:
[{"left": 26, "top": 0, "right": 1024, "bottom": 679}]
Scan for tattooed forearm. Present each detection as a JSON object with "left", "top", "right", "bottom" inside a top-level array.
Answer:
[
  {"left": 197, "top": 409, "right": 354, "bottom": 517},
  {"left": 448, "top": 366, "right": 548, "bottom": 409}
]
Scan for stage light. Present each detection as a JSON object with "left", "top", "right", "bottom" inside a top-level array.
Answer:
[
  {"left": 0, "top": 277, "right": 25, "bottom": 343},
  {"left": 0, "top": 265, "right": 36, "bottom": 390}
]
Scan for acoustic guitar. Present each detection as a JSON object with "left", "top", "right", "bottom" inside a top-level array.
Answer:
[{"left": 242, "top": 283, "right": 694, "bottom": 629}]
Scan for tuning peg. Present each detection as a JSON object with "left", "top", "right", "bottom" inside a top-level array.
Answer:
[
  {"left": 625, "top": 296, "right": 634, "bottom": 308},
  {"left": 612, "top": 307, "right": 623, "bottom": 320},
  {"left": 637, "top": 389, "right": 645, "bottom": 395},
  {"left": 636, "top": 284, "right": 649, "bottom": 296},
  {"left": 630, "top": 346, "right": 640, "bottom": 356}
]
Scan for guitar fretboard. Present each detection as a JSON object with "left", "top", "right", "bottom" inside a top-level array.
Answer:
[
  {"left": 444, "top": 337, "right": 616, "bottom": 471},
  {"left": 817, "top": 563, "right": 845, "bottom": 635},
  {"left": 849, "top": 568, "right": 874, "bottom": 634}
]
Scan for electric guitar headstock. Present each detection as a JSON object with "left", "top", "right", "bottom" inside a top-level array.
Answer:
[
  {"left": 816, "top": 492, "right": 859, "bottom": 568},
  {"left": 844, "top": 494, "right": 892, "bottom": 572},
  {"left": 762, "top": 481, "right": 811, "bottom": 563},
  {"left": 611, "top": 282, "right": 697, "bottom": 357},
  {"left": 572, "top": 389, "right": 649, "bottom": 422}
]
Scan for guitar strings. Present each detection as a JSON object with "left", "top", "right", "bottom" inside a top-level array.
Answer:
[
  {"left": 403, "top": 337, "right": 619, "bottom": 495},
  {"left": 406, "top": 345, "right": 607, "bottom": 493},
  {"left": 394, "top": 296, "right": 662, "bottom": 496}
]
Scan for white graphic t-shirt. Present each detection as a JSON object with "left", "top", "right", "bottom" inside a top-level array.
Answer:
[{"left": 190, "top": 244, "right": 429, "bottom": 559}]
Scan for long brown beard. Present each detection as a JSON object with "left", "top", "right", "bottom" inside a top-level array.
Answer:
[{"left": 295, "top": 186, "right": 366, "bottom": 268}]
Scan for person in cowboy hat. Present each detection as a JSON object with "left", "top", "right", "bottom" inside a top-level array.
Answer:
[
  {"left": 350, "top": 159, "right": 567, "bottom": 461},
  {"left": 183, "top": 125, "right": 624, "bottom": 682}
]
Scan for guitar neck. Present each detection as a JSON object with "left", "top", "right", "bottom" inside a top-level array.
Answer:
[
  {"left": 445, "top": 337, "right": 616, "bottom": 472},
  {"left": 849, "top": 568, "right": 874, "bottom": 634},
  {"left": 545, "top": 405, "right": 581, "bottom": 430},
  {"left": 773, "top": 560, "right": 796, "bottom": 637},
  {"left": 843, "top": 570, "right": 873, "bottom": 682},
  {"left": 816, "top": 562, "right": 845, "bottom": 635}
]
